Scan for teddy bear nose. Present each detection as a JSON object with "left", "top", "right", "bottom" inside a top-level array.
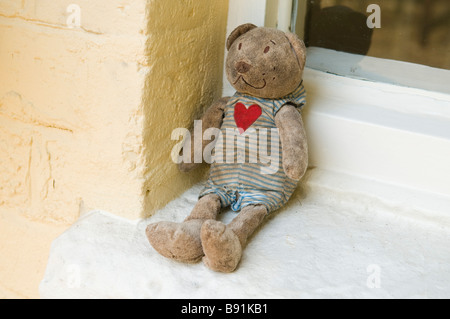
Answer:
[{"left": 235, "top": 61, "right": 252, "bottom": 74}]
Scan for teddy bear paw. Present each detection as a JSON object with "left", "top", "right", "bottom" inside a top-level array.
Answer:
[
  {"left": 201, "top": 220, "right": 242, "bottom": 273},
  {"left": 146, "top": 219, "right": 204, "bottom": 263}
]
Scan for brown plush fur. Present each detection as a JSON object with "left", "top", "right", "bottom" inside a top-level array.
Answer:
[
  {"left": 201, "top": 205, "right": 267, "bottom": 273},
  {"left": 179, "top": 97, "right": 229, "bottom": 173},
  {"left": 225, "top": 25, "right": 305, "bottom": 99},
  {"left": 146, "top": 24, "right": 308, "bottom": 272},
  {"left": 276, "top": 104, "right": 309, "bottom": 180},
  {"left": 146, "top": 194, "right": 221, "bottom": 263}
]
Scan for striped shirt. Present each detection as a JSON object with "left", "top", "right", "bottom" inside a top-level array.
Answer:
[{"left": 200, "top": 83, "right": 306, "bottom": 213}]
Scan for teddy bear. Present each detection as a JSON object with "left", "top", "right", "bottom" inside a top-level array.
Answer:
[{"left": 146, "top": 23, "right": 308, "bottom": 273}]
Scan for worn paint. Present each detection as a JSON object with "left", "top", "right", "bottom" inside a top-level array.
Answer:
[{"left": 0, "top": 0, "right": 229, "bottom": 298}]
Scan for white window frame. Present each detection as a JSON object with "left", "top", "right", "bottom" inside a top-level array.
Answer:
[{"left": 224, "top": 0, "right": 450, "bottom": 200}]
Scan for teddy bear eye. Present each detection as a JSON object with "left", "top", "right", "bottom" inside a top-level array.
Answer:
[
  {"left": 264, "top": 46, "right": 270, "bottom": 53},
  {"left": 238, "top": 43, "right": 242, "bottom": 50}
]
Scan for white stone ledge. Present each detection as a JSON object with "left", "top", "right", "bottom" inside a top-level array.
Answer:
[{"left": 39, "top": 169, "right": 450, "bottom": 299}]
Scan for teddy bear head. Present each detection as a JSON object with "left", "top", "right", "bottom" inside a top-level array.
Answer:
[{"left": 225, "top": 24, "right": 307, "bottom": 99}]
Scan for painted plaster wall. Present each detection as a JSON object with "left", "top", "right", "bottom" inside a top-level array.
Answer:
[
  {"left": 0, "top": 0, "right": 228, "bottom": 298},
  {"left": 141, "top": 0, "right": 229, "bottom": 215}
]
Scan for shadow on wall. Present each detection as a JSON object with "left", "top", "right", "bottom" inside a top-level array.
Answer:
[{"left": 140, "top": 1, "right": 229, "bottom": 217}]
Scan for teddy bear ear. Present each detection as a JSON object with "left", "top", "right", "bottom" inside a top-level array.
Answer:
[
  {"left": 285, "top": 32, "right": 307, "bottom": 70},
  {"left": 226, "top": 23, "right": 258, "bottom": 51}
]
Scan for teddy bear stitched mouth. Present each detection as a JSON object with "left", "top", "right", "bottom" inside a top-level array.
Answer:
[{"left": 233, "top": 75, "right": 267, "bottom": 89}]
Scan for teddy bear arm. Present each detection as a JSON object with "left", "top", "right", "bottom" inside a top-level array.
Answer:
[
  {"left": 178, "top": 97, "right": 230, "bottom": 172},
  {"left": 275, "top": 104, "right": 309, "bottom": 181}
]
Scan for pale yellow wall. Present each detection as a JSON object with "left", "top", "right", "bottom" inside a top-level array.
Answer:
[
  {"left": 141, "top": 0, "right": 229, "bottom": 214},
  {"left": 0, "top": 0, "right": 228, "bottom": 298}
]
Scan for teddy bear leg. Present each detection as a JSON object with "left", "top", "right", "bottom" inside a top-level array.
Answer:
[
  {"left": 201, "top": 205, "right": 267, "bottom": 272},
  {"left": 146, "top": 194, "right": 221, "bottom": 263}
]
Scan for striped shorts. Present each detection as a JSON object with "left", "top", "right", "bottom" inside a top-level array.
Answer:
[{"left": 199, "top": 181, "right": 293, "bottom": 213}]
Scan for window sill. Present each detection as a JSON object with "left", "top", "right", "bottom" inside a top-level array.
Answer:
[
  {"left": 40, "top": 168, "right": 450, "bottom": 298},
  {"left": 302, "top": 66, "right": 450, "bottom": 201},
  {"left": 306, "top": 47, "right": 450, "bottom": 95}
]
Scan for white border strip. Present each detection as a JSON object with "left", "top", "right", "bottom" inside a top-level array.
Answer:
[
  {"left": 303, "top": 67, "right": 450, "bottom": 198},
  {"left": 306, "top": 47, "right": 450, "bottom": 95}
]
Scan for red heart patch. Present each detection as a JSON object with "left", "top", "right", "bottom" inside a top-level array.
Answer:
[{"left": 234, "top": 103, "right": 262, "bottom": 134}]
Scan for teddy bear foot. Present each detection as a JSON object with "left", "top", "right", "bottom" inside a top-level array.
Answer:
[
  {"left": 201, "top": 220, "right": 242, "bottom": 273},
  {"left": 146, "top": 219, "right": 205, "bottom": 263}
]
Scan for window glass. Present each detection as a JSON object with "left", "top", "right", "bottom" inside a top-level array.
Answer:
[
  {"left": 304, "top": 0, "right": 450, "bottom": 70},
  {"left": 297, "top": 0, "right": 450, "bottom": 93}
]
